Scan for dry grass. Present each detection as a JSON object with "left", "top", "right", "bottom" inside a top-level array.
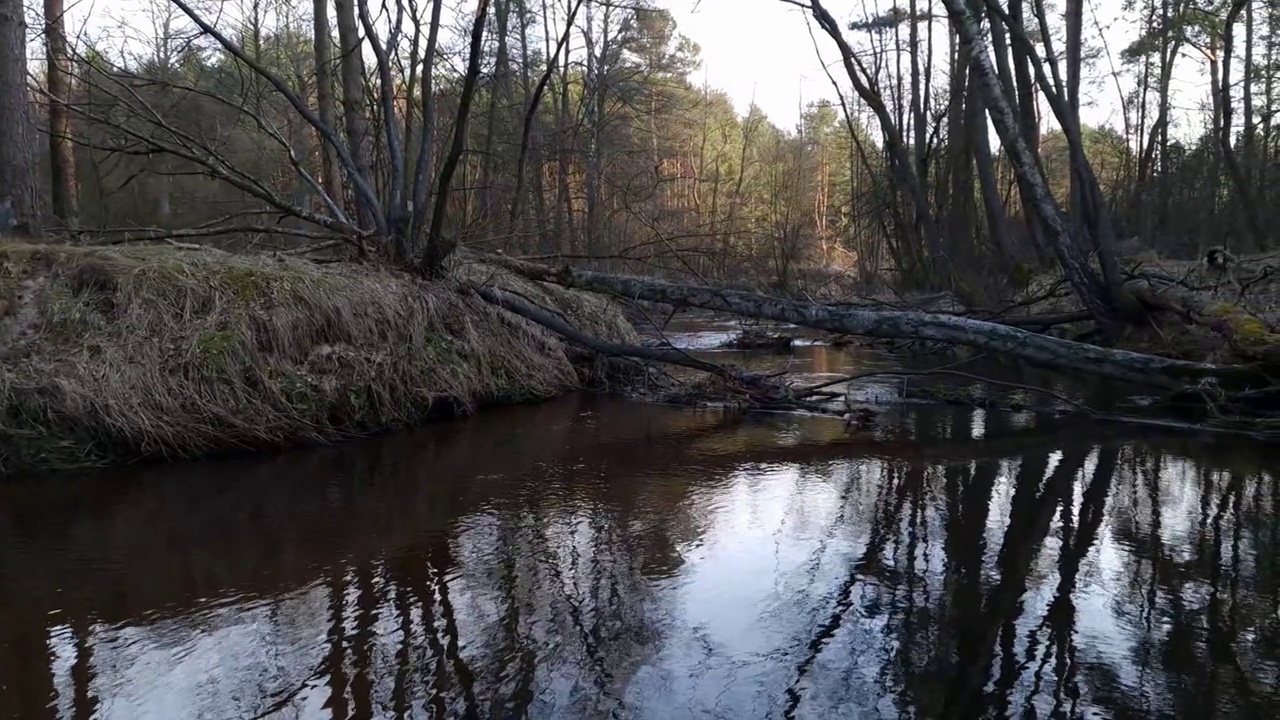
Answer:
[{"left": 0, "top": 240, "right": 638, "bottom": 474}]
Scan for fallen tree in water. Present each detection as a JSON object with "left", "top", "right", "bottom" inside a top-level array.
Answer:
[
  {"left": 473, "top": 283, "right": 811, "bottom": 411},
  {"left": 482, "top": 255, "right": 1266, "bottom": 389},
  {"left": 456, "top": 254, "right": 1280, "bottom": 434},
  {"left": 719, "top": 329, "right": 795, "bottom": 351}
]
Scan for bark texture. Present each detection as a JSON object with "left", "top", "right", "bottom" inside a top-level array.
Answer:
[
  {"left": 0, "top": 0, "right": 37, "bottom": 228},
  {"left": 44, "top": 0, "right": 77, "bottom": 224}
]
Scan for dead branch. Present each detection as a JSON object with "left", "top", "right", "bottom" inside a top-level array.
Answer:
[
  {"left": 168, "top": 0, "right": 385, "bottom": 234},
  {"left": 797, "top": 368, "right": 1092, "bottom": 413},
  {"left": 476, "top": 285, "right": 737, "bottom": 380},
  {"left": 86, "top": 224, "right": 348, "bottom": 245},
  {"left": 66, "top": 67, "right": 361, "bottom": 240}
]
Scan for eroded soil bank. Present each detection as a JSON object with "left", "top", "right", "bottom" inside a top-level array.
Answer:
[{"left": 0, "top": 241, "right": 639, "bottom": 475}]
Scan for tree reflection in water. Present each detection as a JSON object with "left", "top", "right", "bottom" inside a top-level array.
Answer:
[{"left": 0, "top": 395, "right": 1276, "bottom": 719}]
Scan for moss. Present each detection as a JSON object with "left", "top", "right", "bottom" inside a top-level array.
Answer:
[
  {"left": 212, "top": 265, "right": 272, "bottom": 301},
  {"left": 0, "top": 239, "right": 638, "bottom": 475},
  {"left": 1017, "top": 252, "right": 1280, "bottom": 367},
  {"left": 1199, "top": 300, "right": 1280, "bottom": 358},
  {"left": 194, "top": 329, "right": 241, "bottom": 370}
]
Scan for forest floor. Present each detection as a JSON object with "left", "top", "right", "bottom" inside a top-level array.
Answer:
[
  {"left": 0, "top": 240, "right": 638, "bottom": 475},
  {"left": 1013, "top": 250, "right": 1280, "bottom": 366}
]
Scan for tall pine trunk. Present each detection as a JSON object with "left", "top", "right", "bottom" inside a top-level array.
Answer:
[
  {"left": 44, "top": 0, "right": 76, "bottom": 225},
  {"left": 312, "top": 0, "right": 345, "bottom": 214},
  {"left": 0, "top": 0, "right": 36, "bottom": 231}
]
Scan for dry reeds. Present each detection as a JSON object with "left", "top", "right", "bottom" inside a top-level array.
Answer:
[{"left": 0, "top": 241, "right": 638, "bottom": 474}]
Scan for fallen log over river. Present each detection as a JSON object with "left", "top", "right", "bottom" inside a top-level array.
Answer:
[
  {"left": 466, "top": 254, "right": 1280, "bottom": 434},
  {"left": 484, "top": 256, "right": 1265, "bottom": 388}
]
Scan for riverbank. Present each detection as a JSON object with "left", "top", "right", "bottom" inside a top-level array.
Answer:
[
  {"left": 0, "top": 240, "right": 640, "bottom": 475},
  {"left": 1017, "top": 251, "right": 1280, "bottom": 364}
]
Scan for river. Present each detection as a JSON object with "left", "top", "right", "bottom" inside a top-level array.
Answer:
[{"left": 1, "top": 319, "right": 1277, "bottom": 719}]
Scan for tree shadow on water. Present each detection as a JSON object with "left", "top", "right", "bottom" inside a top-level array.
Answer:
[
  {"left": 1, "top": 399, "right": 1278, "bottom": 719},
  {"left": 778, "top": 405, "right": 1279, "bottom": 720}
]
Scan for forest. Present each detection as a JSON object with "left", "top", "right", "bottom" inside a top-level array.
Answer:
[
  {"left": 1, "top": 0, "right": 1280, "bottom": 469},
  {"left": 0, "top": 0, "right": 1271, "bottom": 276}
]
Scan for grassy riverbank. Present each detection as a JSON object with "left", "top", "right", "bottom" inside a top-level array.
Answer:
[{"left": 0, "top": 240, "right": 638, "bottom": 475}]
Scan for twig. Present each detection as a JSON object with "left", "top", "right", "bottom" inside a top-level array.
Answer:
[
  {"left": 87, "top": 224, "right": 349, "bottom": 245},
  {"left": 978, "top": 275, "right": 1071, "bottom": 319},
  {"left": 283, "top": 240, "right": 348, "bottom": 256}
]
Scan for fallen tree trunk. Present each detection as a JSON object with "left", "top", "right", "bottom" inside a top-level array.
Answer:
[
  {"left": 475, "top": 285, "right": 799, "bottom": 411},
  {"left": 487, "top": 256, "right": 1263, "bottom": 390},
  {"left": 476, "top": 285, "right": 735, "bottom": 378}
]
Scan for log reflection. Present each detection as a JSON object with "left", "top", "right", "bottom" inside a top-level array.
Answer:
[{"left": 0, "top": 395, "right": 1277, "bottom": 718}]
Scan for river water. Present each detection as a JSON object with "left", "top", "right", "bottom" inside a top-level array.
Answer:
[{"left": 0, "top": 320, "right": 1277, "bottom": 719}]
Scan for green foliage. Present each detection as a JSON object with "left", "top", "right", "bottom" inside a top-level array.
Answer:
[{"left": 1039, "top": 125, "right": 1136, "bottom": 203}]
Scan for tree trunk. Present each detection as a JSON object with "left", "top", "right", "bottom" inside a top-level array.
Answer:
[
  {"left": 942, "top": 24, "right": 974, "bottom": 266},
  {"left": 1242, "top": 0, "right": 1255, "bottom": 184},
  {"left": 941, "top": 0, "right": 1120, "bottom": 327},
  {"left": 1004, "top": 0, "right": 1051, "bottom": 264},
  {"left": 1065, "top": 0, "right": 1084, "bottom": 248},
  {"left": 419, "top": 0, "right": 490, "bottom": 275},
  {"left": 479, "top": 0, "right": 512, "bottom": 224},
  {"left": 909, "top": 0, "right": 927, "bottom": 209},
  {"left": 1147, "top": 0, "right": 1180, "bottom": 239},
  {"left": 408, "top": 0, "right": 444, "bottom": 257},
  {"left": 969, "top": 77, "right": 1013, "bottom": 273},
  {"left": 509, "top": 0, "right": 582, "bottom": 248},
  {"left": 333, "top": 0, "right": 374, "bottom": 230},
  {"left": 805, "top": 0, "right": 949, "bottom": 289},
  {"left": 1219, "top": 0, "right": 1265, "bottom": 247},
  {"left": 312, "top": 0, "right": 345, "bottom": 214},
  {"left": 44, "top": 0, "right": 76, "bottom": 226},
  {"left": 581, "top": 2, "right": 612, "bottom": 257},
  {"left": 1205, "top": 34, "right": 1223, "bottom": 237},
  {"left": 0, "top": 0, "right": 37, "bottom": 231},
  {"left": 554, "top": 50, "right": 574, "bottom": 253}
]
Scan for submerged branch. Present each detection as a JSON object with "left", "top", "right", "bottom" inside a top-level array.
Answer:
[
  {"left": 796, "top": 368, "right": 1092, "bottom": 414},
  {"left": 476, "top": 285, "right": 813, "bottom": 408}
]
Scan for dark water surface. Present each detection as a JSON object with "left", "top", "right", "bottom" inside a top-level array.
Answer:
[{"left": 1, "top": 337, "right": 1279, "bottom": 719}]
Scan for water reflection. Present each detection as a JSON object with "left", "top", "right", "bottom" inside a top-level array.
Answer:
[{"left": 0, "top": 395, "right": 1277, "bottom": 719}]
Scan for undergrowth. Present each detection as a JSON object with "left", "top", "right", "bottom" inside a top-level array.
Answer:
[
  {"left": 0, "top": 241, "right": 638, "bottom": 474},
  {"left": 1015, "top": 251, "right": 1280, "bottom": 365}
]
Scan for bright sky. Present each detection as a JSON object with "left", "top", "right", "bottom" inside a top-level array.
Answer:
[
  {"left": 59, "top": 0, "right": 1215, "bottom": 139},
  {"left": 660, "top": 0, "right": 1213, "bottom": 136}
]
